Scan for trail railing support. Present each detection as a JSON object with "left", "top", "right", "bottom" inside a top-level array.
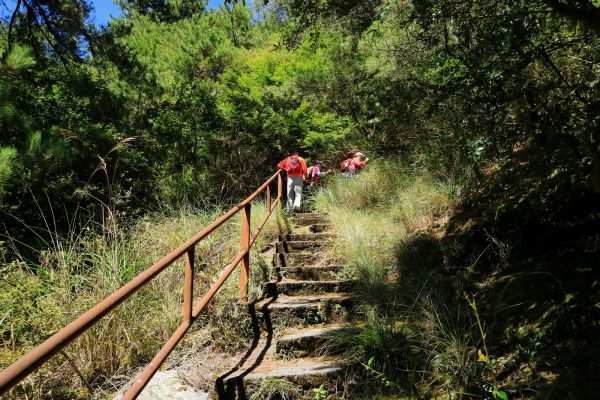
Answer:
[
  {"left": 0, "top": 170, "right": 284, "bottom": 399},
  {"left": 239, "top": 203, "right": 251, "bottom": 301},
  {"left": 277, "top": 173, "right": 283, "bottom": 209}
]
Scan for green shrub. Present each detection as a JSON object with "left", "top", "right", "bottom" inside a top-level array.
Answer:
[
  {"left": 419, "top": 297, "right": 482, "bottom": 394},
  {"left": 249, "top": 377, "right": 300, "bottom": 400},
  {"left": 328, "top": 310, "right": 417, "bottom": 396}
]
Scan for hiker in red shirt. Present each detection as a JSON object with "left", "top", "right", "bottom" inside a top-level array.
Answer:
[
  {"left": 277, "top": 150, "right": 308, "bottom": 212},
  {"left": 340, "top": 151, "right": 368, "bottom": 178}
]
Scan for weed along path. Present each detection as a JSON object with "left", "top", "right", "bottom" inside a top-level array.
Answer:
[{"left": 212, "top": 212, "right": 361, "bottom": 399}]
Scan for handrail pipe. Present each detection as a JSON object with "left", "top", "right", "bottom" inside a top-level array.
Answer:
[{"left": 0, "top": 170, "right": 284, "bottom": 399}]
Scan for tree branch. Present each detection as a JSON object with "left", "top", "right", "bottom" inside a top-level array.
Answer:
[
  {"left": 6, "top": 0, "right": 22, "bottom": 56},
  {"left": 22, "top": 0, "right": 69, "bottom": 68}
]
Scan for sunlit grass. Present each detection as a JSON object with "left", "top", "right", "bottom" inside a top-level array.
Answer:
[
  {"left": 0, "top": 201, "right": 282, "bottom": 399},
  {"left": 314, "top": 161, "right": 483, "bottom": 397},
  {"left": 314, "top": 162, "right": 456, "bottom": 302}
]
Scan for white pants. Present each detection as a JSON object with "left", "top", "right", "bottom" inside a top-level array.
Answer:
[{"left": 286, "top": 176, "right": 303, "bottom": 211}]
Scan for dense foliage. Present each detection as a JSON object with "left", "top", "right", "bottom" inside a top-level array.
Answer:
[
  {"left": 0, "top": 0, "right": 360, "bottom": 243},
  {"left": 2, "top": 0, "right": 597, "bottom": 238}
]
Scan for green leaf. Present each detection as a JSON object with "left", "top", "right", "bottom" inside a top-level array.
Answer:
[
  {"left": 477, "top": 349, "right": 490, "bottom": 363},
  {"left": 564, "top": 293, "right": 574, "bottom": 304},
  {"left": 494, "top": 390, "right": 509, "bottom": 400}
]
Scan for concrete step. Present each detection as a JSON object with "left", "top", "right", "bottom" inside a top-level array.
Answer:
[
  {"left": 278, "top": 264, "right": 345, "bottom": 280},
  {"left": 256, "top": 294, "right": 356, "bottom": 329},
  {"left": 216, "top": 357, "right": 355, "bottom": 399},
  {"left": 276, "top": 240, "right": 326, "bottom": 253},
  {"left": 265, "top": 279, "right": 358, "bottom": 296},
  {"left": 274, "top": 252, "right": 324, "bottom": 268},
  {"left": 309, "top": 223, "right": 332, "bottom": 233},
  {"left": 294, "top": 213, "right": 327, "bottom": 226},
  {"left": 275, "top": 325, "right": 361, "bottom": 358},
  {"left": 279, "top": 232, "right": 337, "bottom": 242}
]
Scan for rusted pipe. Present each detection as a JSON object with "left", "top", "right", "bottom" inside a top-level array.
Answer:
[
  {"left": 249, "top": 195, "right": 280, "bottom": 248},
  {"left": 183, "top": 248, "right": 194, "bottom": 322},
  {"left": 0, "top": 170, "right": 281, "bottom": 396},
  {"left": 124, "top": 247, "right": 248, "bottom": 399},
  {"left": 122, "top": 321, "right": 191, "bottom": 400},
  {"left": 277, "top": 173, "right": 283, "bottom": 209},
  {"left": 237, "top": 170, "right": 281, "bottom": 208},
  {"left": 192, "top": 249, "right": 247, "bottom": 318},
  {"left": 239, "top": 204, "right": 251, "bottom": 301},
  {"left": 0, "top": 249, "right": 183, "bottom": 394}
]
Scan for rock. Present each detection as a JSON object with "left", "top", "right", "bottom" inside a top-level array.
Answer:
[{"left": 114, "top": 370, "right": 207, "bottom": 400}]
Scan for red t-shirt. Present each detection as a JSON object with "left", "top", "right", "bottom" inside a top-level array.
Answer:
[{"left": 277, "top": 156, "right": 308, "bottom": 177}]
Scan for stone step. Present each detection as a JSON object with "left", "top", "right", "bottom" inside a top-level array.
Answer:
[
  {"left": 309, "top": 223, "right": 332, "bottom": 233},
  {"left": 256, "top": 294, "right": 356, "bottom": 329},
  {"left": 217, "top": 357, "right": 355, "bottom": 400},
  {"left": 115, "top": 370, "right": 207, "bottom": 400},
  {"left": 279, "top": 232, "right": 337, "bottom": 242},
  {"left": 274, "top": 252, "right": 324, "bottom": 268},
  {"left": 276, "top": 240, "right": 326, "bottom": 253},
  {"left": 278, "top": 264, "right": 345, "bottom": 280},
  {"left": 294, "top": 213, "right": 327, "bottom": 226},
  {"left": 293, "top": 211, "right": 324, "bottom": 217},
  {"left": 265, "top": 279, "right": 358, "bottom": 296},
  {"left": 275, "top": 325, "right": 361, "bottom": 358}
]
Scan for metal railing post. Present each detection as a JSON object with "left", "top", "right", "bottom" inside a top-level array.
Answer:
[
  {"left": 277, "top": 173, "right": 283, "bottom": 209},
  {"left": 0, "top": 170, "right": 282, "bottom": 398},
  {"left": 239, "top": 203, "right": 251, "bottom": 301},
  {"left": 183, "top": 248, "right": 194, "bottom": 322}
]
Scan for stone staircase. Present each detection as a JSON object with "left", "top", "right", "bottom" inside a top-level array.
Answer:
[{"left": 212, "top": 212, "right": 360, "bottom": 399}]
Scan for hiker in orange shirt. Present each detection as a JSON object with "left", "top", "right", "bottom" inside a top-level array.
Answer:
[{"left": 277, "top": 150, "right": 308, "bottom": 212}]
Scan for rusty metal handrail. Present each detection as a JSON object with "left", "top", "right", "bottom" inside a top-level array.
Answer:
[{"left": 0, "top": 170, "right": 284, "bottom": 399}]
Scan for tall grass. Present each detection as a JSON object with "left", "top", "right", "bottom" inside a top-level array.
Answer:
[
  {"left": 419, "top": 297, "right": 482, "bottom": 395},
  {"left": 313, "top": 161, "right": 456, "bottom": 304},
  {"left": 315, "top": 161, "right": 485, "bottom": 397},
  {"left": 1, "top": 201, "right": 282, "bottom": 399}
]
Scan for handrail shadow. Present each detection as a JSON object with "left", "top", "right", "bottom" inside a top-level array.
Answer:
[{"left": 214, "top": 294, "right": 277, "bottom": 400}]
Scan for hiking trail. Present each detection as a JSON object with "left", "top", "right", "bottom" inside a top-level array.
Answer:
[{"left": 212, "top": 211, "right": 361, "bottom": 399}]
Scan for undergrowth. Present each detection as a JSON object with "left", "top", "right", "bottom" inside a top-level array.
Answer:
[
  {"left": 314, "top": 161, "right": 456, "bottom": 306},
  {"left": 314, "top": 161, "right": 491, "bottom": 398},
  {"left": 0, "top": 201, "right": 283, "bottom": 399},
  {"left": 248, "top": 377, "right": 300, "bottom": 400},
  {"left": 316, "top": 158, "right": 600, "bottom": 399}
]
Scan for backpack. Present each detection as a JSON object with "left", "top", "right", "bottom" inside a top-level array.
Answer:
[
  {"left": 285, "top": 155, "right": 303, "bottom": 174},
  {"left": 306, "top": 166, "right": 314, "bottom": 181},
  {"left": 311, "top": 165, "right": 320, "bottom": 178},
  {"left": 340, "top": 158, "right": 352, "bottom": 172}
]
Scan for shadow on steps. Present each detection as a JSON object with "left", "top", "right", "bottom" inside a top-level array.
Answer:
[{"left": 214, "top": 296, "right": 277, "bottom": 400}]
